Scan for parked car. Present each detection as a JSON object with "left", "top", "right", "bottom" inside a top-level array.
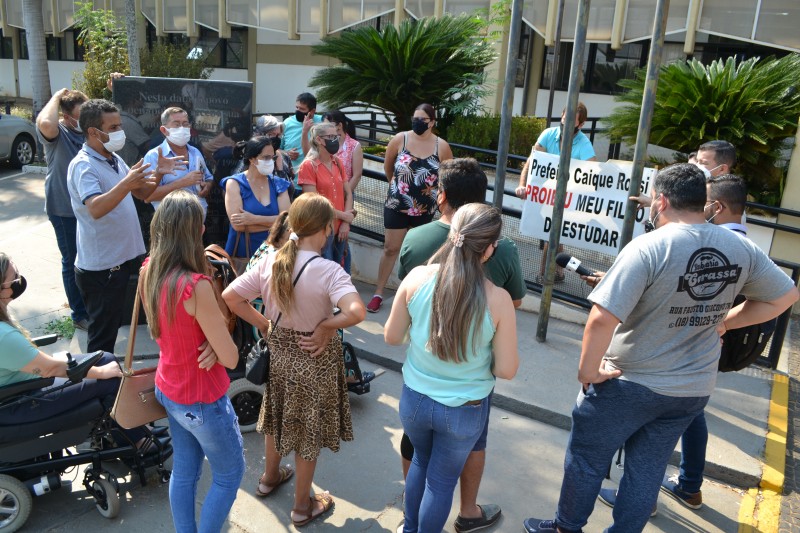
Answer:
[{"left": 0, "top": 114, "right": 36, "bottom": 168}]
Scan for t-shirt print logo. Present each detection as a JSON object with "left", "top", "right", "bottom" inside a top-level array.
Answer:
[{"left": 677, "top": 248, "right": 742, "bottom": 301}]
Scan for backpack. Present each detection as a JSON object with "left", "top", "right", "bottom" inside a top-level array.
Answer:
[{"left": 718, "top": 295, "right": 777, "bottom": 372}]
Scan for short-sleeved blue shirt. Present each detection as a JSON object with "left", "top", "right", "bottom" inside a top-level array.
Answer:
[
  {"left": 535, "top": 126, "right": 596, "bottom": 160},
  {"left": 143, "top": 140, "right": 213, "bottom": 212}
]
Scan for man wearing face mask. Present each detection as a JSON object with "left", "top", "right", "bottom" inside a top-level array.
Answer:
[
  {"left": 67, "top": 99, "right": 184, "bottom": 353},
  {"left": 36, "top": 88, "right": 90, "bottom": 332},
  {"left": 281, "top": 92, "right": 322, "bottom": 185},
  {"left": 523, "top": 163, "right": 798, "bottom": 533},
  {"left": 515, "top": 102, "right": 597, "bottom": 283},
  {"left": 142, "top": 107, "right": 213, "bottom": 214}
]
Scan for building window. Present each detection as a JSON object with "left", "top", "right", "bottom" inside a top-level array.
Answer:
[
  {"left": 45, "top": 31, "right": 84, "bottom": 61},
  {"left": 19, "top": 30, "right": 29, "bottom": 60},
  {"left": 0, "top": 29, "right": 12, "bottom": 59},
  {"left": 515, "top": 24, "right": 534, "bottom": 88},
  {"left": 540, "top": 36, "right": 790, "bottom": 96},
  {"left": 189, "top": 26, "right": 247, "bottom": 69},
  {"left": 147, "top": 23, "right": 247, "bottom": 69},
  {"left": 541, "top": 42, "right": 646, "bottom": 95}
]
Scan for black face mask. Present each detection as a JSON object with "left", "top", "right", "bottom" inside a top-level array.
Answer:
[
  {"left": 3, "top": 275, "right": 26, "bottom": 300},
  {"left": 269, "top": 135, "right": 282, "bottom": 151},
  {"left": 411, "top": 118, "right": 429, "bottom": 136},
  {"left": 294, "top": 110, "right": 307, "bottom": 123},
  {"left": 324, "top": 138, "right": 340, "bottom": 155},
  {"left": 561, "top": 123, "right": 580, "bottom": 136}
]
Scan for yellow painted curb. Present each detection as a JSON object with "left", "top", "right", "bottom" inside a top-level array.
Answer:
[{"left": 738, "top": 374, "right": 789, "bottom": 532}]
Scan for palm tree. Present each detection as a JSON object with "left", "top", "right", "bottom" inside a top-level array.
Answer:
[
  {"left": 22, "top": 0, "right": 51, "bottom": 117},
  {"left": 607, "top": 55, "right": 800, "bottom": 205},
  {"left": 309, "top": 15, "right": 497, "bottom": 131}
]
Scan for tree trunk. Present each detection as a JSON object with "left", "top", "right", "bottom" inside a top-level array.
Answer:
[
  {"left": 125, "top": 0, "right": 141, "bottom": 76},
  {"left": 21, "top": 0, "right": 51, "bottom": 118}
]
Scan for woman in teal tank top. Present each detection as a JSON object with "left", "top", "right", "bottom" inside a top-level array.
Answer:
[{"left": 385, "top": 203, "right": 519, "bottom": 533}]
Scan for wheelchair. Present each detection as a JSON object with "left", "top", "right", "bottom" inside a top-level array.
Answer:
[{"left": 0, "top": 335, "right": 172, "bottom": 533}]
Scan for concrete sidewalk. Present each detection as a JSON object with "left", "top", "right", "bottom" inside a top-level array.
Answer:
[{"left": 0, "top": 169, "right": 788, "bottom": 531}]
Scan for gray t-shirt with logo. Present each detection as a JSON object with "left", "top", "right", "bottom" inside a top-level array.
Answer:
[
  {"left": 589, "top": 223, "right": 794, "bottom": 398},
  {"left": 37, "top": 123, "right": 85, "bottom": 218}
]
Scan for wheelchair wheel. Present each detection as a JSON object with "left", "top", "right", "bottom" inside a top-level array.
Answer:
[
  {"left": 91, "top": 478, "right": 120, "bottom": 519},
  {"left": 227, "top": 378, "right": 264, "bottom": 433},
  {"left": 0, "top": 474, "right": 32, "bottom": 533}
]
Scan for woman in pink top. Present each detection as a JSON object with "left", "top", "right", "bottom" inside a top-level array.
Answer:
[
  {"left": 142, "top": 190, "right": 244, "bottom": 533},
  {"left": 223, "top": 193, "right": 366, "bottom": 527}
]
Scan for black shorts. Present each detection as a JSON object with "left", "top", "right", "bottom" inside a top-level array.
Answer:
[{"left": 383, "top": 206, "right": 434, "bottom": 230}]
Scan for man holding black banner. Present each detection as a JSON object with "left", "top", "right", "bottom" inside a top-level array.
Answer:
[
  {"left": 515, "top": 102, "right": 597, "bottom": 282},
  {"left": 523, "top": 164, "right": 798, "bottom": 533}
]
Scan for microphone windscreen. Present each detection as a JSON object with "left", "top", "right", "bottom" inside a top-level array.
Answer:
[{"left": 555, "top": 253, "right": 572, "bottom": 268}]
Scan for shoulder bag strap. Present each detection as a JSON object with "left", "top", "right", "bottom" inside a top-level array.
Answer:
[
  {"left": 123, "top": 273, "right": 143, "bottom": 376},
  {"left": 265, "top": 255, "right": 320, "bottom": 342}
]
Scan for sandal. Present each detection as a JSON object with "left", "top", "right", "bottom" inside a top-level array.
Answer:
[
  {"left": 291, "top": 492, "right": 334, "bottom": 527},
  {"left": 256, "top": 464, "right": 295, "bottom": 497}
]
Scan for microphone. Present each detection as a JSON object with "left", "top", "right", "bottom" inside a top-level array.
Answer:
[{"left": 556, "top": 253, "right": 594, "bottom": 277}]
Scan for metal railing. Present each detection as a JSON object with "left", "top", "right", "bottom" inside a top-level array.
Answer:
[
  {"left": 345, "top": 116, "right": 800, "bottom": 368},
  {"left": 255, "top": 109, "right": 799, "bottom": 366}
]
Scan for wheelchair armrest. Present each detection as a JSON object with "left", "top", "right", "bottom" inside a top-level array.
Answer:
[
  {"left": 0, "top": 377, "right": 56, "bottom": 404},
  {"left": 33, "top": 334, "right": 59, "bottom": 347},
  {"left": 65, "top": 351, "right": 105, "bottom": 383}
]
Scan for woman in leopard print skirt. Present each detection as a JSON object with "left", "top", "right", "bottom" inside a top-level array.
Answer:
[{"left": 224, "top": 193, "right": 366, "bottom": 527}]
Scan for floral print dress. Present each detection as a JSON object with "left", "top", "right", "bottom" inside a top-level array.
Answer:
[{"left": 384, "top": 133, "right": 441, "bottom": 217}]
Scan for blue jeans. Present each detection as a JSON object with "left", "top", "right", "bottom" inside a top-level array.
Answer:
[
  {"left": 678, "top": 411, "right": 707, "bottom": 493},
  {"left": 554, "top": 379, "right": 708, "bottom": 533},
  {"left": 322, "top": 233, "right": 348, "bottom": 272},
  {"left": 400, "top": 385, "right": 488, "bottom": 533},
  {"left": 49, "top": 215, "right": 88, "bottom": 322},
  {"left": 155, "top": 387, "right": 245, "bottom": 533}
]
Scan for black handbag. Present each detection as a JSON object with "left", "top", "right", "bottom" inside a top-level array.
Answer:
[{"left": 245, "top": 255, "right": 319, "bottom": 385}]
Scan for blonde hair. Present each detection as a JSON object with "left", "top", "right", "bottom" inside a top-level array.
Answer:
[
  {"left": 143, "top": 191, "right": 207, "bottom": 338},
  {"left": 428, "top": 203, "right": 502, "bottom": 362},
  {"left": 306, "top": 122, "right": 336, "bottom": 161},
  {"left": 270, "top": 194, "right": 334, "bottom": 313}
]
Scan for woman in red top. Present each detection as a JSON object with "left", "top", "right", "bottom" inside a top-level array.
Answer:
[
  {"left": 142, "top": 190, "right": 244, "bottom": 533},
  {"left": 297, "top": 122, "right": 356, "bottom": 271}
]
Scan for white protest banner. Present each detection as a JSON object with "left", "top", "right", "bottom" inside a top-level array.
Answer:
[{"left": 519, "top": 152, "right": 656, "bottom": 256}]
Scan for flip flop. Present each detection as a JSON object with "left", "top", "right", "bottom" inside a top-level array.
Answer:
[
  {"left": 291, "top": 492, "right": 334, "bottom": 527},
  {"left": 256, "top": 464, "right": 295, "bottom": 497}
]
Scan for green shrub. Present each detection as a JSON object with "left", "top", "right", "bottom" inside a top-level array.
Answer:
[
  {"left": 446, "top": 114, "right": 547, "bottom": 168},
  {"left": 607, "top": 55, "right": 800, "bottom": 205}
]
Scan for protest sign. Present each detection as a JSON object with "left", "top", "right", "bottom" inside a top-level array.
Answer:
[{"left": 519, "top": 152, "right": 656, "bottom": 256}]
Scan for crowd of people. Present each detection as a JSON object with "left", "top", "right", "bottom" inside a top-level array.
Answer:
[{"left": 1, "top": 86, "right": 797, "bottom": 533}]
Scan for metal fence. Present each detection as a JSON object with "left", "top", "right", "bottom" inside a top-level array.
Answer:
[
  {"left": 345, "top": 116, "right": 800, "bottom": 369},
  {"left": 254, "top": 109, "right": 799, "bottom": 368}
]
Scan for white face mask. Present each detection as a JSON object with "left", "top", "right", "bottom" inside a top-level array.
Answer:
[
  {"left": 99, "top": 129, "right": 126, "bottom": 153},
  {"left": 256, "top": 159, "right": 275, "bottom": 176},
  {"left": 166, "top": 126, "right": 191, "bottom": 147}
]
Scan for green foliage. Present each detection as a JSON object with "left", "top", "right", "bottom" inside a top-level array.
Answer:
[
  {"left": 43, "top": 316, "right": 75, "bottom": 339},
  {"left": 309, "top": 15, "right": 497, "bottom": 131},
  {"left": 72, "top": 2, "right": 129, "bottom": 99},
  {"left": 141, "top": 42, "right": 213, "bottom": 80},
  {"left": 446, "top": 114, "right": 547, "bottom": 168},
  {"left": 607, "top": 55, "right": 800, "bottom": 205},
  {"left": 10, "top": 105, "right": 33, "bottom": 122}
]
